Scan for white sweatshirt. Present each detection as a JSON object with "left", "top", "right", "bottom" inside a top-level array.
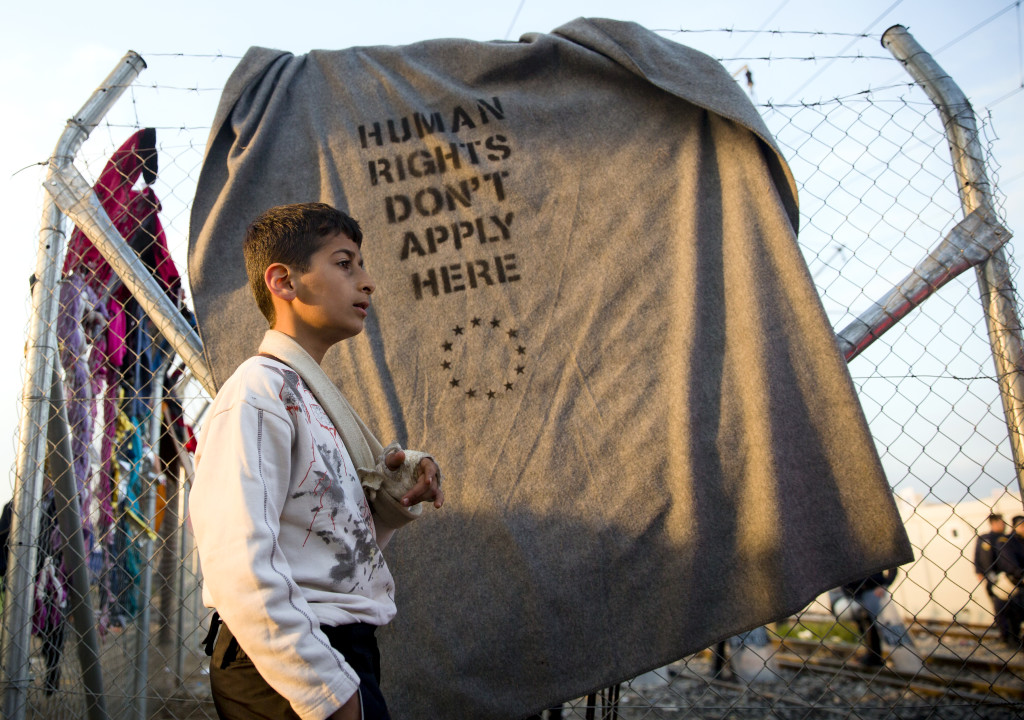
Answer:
[{"left": 190, "top": 355, "right": 396, "bottom": 720}]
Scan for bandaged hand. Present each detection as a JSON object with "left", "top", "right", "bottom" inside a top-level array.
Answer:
[
  {"left": 357, "top": 443, "right": 443, "bottom": 527},
  {"left": 384, "top": 449, "right": 444, "bottom": 509}
]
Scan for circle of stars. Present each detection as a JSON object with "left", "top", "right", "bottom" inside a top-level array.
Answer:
[{"left": 441, "top": 316, "right": 527, "bottom": 401}]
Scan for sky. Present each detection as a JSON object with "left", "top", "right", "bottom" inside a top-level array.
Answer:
[{"left": 0, "top": 0, "right": 1022, "bottom": 509}]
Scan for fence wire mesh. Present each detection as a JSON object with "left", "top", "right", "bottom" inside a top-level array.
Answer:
[{"left": 2, "top": 35, "right": 1022, "bottom": 720}]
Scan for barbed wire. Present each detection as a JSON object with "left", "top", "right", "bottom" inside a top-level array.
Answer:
[
  {"left": 97, "top": 83, "right": 933, "bottom": 115},
  {"left": 130, "top": 83, "right": 227, "bottom": 92},
  {"left": 136, "top": 42, "right": 896, "bottom": 65},
  {"left": 136, "top": 52, "right": 243, "bottom": 59},
  {"left": 10, "top": 161, "right": 47, "bottom": 178},
  {"left": 733, "top": 0, "right": 792, "bottom": 57},
  {"left": 876, "top": 1, "right": 1022, "bottom": 91},
  {"left": 103, "top": 77, "right": 932, "bottom": 114},
  {"left": 783, "top": 0, "right": 905, "bottom": 103},
  {"left": 852, "top": 374, "right": 1003, "bottom": 382},
  {"left": 758, "top": 82, "right": 923, "bottom": 108},
  {"left": 102, "top": 123, "right": 213, "bottom": 131},
  {"left": 654, "top": 28, "right": 879, "bottom": 39},
  {"left": 718, "top": 54, "right": 893, "bottom": 62},
  {"left": 129, "top": 82, "right": 141, "bottom": 128}
]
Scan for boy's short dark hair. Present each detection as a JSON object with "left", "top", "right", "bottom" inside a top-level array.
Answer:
[{"left": 243, "top": 202, "right": 363, "bottom": 324}]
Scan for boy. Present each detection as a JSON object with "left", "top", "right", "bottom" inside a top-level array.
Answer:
[{"left": 190, "top": 203, "right": 443, "bottom": 720}]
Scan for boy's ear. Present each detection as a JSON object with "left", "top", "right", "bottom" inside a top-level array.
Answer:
[{"left": 265, "top": 263, "right": 297, "bottom": 302}]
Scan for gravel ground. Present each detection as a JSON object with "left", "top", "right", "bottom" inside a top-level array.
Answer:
[
  {"left": 16, "top": 631, "right": 1024, "bottom": 719},
  {"left": 538, "top": 653, "right": 1024, "bottom": 720}
]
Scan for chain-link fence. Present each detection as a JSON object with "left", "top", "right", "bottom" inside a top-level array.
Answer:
[{"left": 2, "top": 24, "right": 1023, "bottom": 720}]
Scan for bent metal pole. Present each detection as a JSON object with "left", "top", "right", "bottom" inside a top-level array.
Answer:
[
  {"left": 1, "top": 51, "right": 146, "bottom": 720},
  {"left": 883, "top": 25, "right": 1024, "bottom": 502}
]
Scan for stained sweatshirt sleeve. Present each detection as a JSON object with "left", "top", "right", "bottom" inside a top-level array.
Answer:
[{"left": 190, "top": 396, "right": 359, "bottom": 720}]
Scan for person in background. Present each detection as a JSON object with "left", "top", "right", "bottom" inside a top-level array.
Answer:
[
  {"left": 711, "top": 627, "right": 777, "bottom": 683},
  {"left": 975, "top": 513, "right": 1017, "bottom": 646},
  {"left": 998, "top": 515, "right": 1024, "bottom": 648},
  {"left": 830, "top": 568, "right": 919, "bottom": 671}
]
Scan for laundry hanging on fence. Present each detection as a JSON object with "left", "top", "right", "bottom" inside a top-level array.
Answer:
[
  {"left": 188, "top": 18, "right": 913, "bottom": 720},
  {"left": 62, "top": 128, "right": 182, "bottom": 368},
  {"left": 32, "top": 495, "right": 69, "bottom": 696},
  {"left": 0, "top": 496, "right": 70, "bottom": 694},
  {"left": 56, "top": 272, "right": 104, "bottom": 549},
  {"left": 58, "top": 128, "right": 193, "bottom": 630}
]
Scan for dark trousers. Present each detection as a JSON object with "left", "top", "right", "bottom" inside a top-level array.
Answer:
[
  {"left": 989, "top": 591, "right": 1018, "bottom": 643},
  {"left": 1005, "top": 586, "right": 1024, "bottom": 646},
  {"left": 210, "top": 621, "right": 391, "bottom": 720},
  {"left": 855, "top": 614, "right": 884, "bottom": 664}
]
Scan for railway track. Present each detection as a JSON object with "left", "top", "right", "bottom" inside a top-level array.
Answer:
[
  {"left": 774, "top": 636, "right": 1024, "bottom": 700},
  {"left": 774, "top": 650, "right": 1021, "bottom": 701},
  {"left": 552, "top": 618, "right": 1024, "bottom": 718},
  {"left": 800, "top": 613, "right": 1006, "bottom": 644},
  {"left": 793, "top": 613, "right": 1024, "bottom": 673}
]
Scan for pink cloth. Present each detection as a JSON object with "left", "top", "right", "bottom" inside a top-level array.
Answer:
[{"left": 62, "top": 128, "right": 182, "bottom": 367}]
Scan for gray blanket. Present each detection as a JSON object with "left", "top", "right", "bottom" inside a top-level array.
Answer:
[{"left": 188, "top": 18, "right": 912, "bottom": 720}]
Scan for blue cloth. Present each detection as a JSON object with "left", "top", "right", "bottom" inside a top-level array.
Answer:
[{"left": 728, "top": 626, "right": 769, "bottom": 649}]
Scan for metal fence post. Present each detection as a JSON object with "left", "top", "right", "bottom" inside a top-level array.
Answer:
[
  {"left": 1, "top": 51, "right": 147, "bottom": 720},
  {"left": 883, "top": 24, "right": 1024, "bottom": 503},
  {"left": 2, "top": 200, "right": 64, "bottom": 720},
  {"left": 132, "top": 354, "right": 171, "bottom": 720},
  {"left": 47, "top": 358, "right": 109, "bottom": 720}
]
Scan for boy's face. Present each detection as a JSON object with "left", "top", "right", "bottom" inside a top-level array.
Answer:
[{"left": 286, "top": 231, "right": 375, "bottom": 345}]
